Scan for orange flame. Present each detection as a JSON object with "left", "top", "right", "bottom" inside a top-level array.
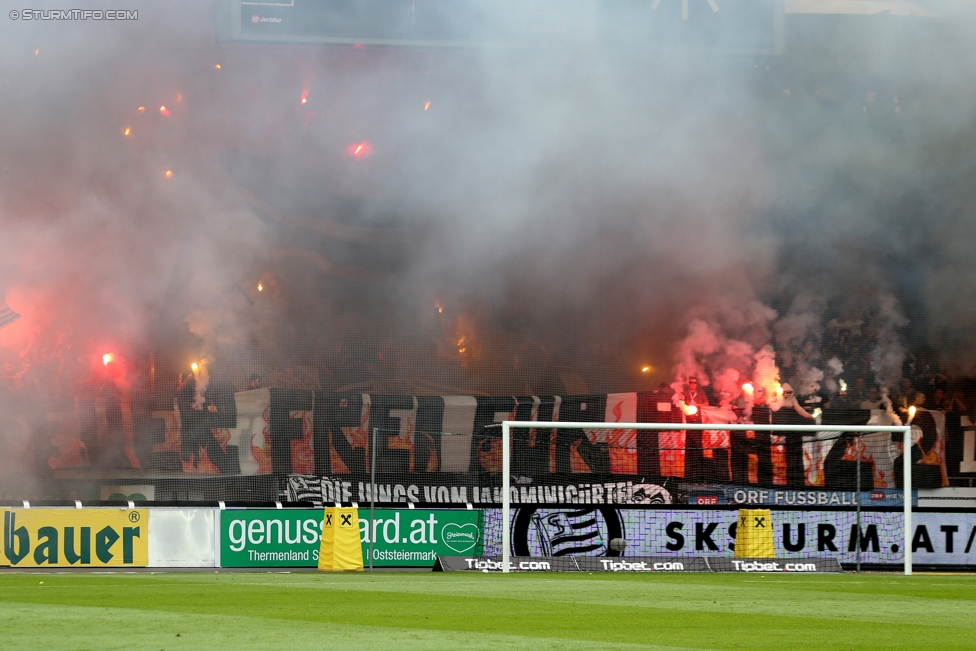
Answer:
[
  {"left": 102, "top": 353, "right": 113, "bottom": 366},
  {"left": 742, "top": 382, "right": 754, "bottom": 394},
  {"left": 123, "top": 127, "right": 131, "bottom": 136},
  {"left": 424, "top": 101, "right": 431, "bottom": 111},
  {"left": 159, "top": 105, "right": 170, "bottom": 116},
  {"left": 137, "top": 106, "right": 145, "bottom": 113},
  {"left": 684, "top": 404, "right": 698, "bottom": 416}
]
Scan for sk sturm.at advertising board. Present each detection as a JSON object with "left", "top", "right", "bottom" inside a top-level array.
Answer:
[
  {"left": 483, "top": 508, "right": 976, "bottom": 567},
  {"left": 219, "top": 508, "right": 481, "bottom": 567},
  {"left": 2, "top": 508, "right": 147, "bottom": 567}
]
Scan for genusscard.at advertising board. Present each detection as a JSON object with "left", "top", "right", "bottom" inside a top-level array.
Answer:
[{"left": 219, "top": 509, "right": 482, "bottom": 567}]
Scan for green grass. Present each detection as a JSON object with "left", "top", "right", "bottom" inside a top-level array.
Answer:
[{"left": 0, "top": 571, "right": 974, "bottom": 650}]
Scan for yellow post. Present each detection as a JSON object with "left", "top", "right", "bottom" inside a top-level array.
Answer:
[
  {"left": 318, "top": 506, "right": 363, "bottom": 572},
  {"left": 735, "top": 509, "right": 774, "bottom": 558},
  {"left": 317, "top": 507, "right": 335, "bottom": 572},
  {"left": 331, "top": 507, "right": 364, "bottom": 571}
]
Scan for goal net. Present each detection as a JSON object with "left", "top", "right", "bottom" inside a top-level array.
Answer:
[{"left": 496, "top": 421, "right": 914, "bottom": 574}]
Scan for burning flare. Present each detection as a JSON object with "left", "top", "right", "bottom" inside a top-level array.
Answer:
[
  {"left": 684, "top": 404, "right": 698, "bottom": 416},
  {"left": 159, "top": 105, "right": 170, "bottom": 116},
  {"left": 346, "top": 141, "right": 373, "bottom": 160},
  {"left": 102, "top": 353, "right": 113, "bottom": 366},
  {"left": 741, "top": 382, "right": 754, "bottom": 394}
]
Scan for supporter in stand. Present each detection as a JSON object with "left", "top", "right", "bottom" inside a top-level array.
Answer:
[
  {"left": 682, "top": 376, "right": 709, "bottom": 409},
  {"left": 849, "top": 376, "right": 868, "bottom": 407},
  {"left": 671, "top": 376, "right": 711, "bottom": 481},
  {"left": 175, "top": 368, "right": 232, "bottom": 473},
  {"left": 948, "top": 388, "right": 970, "bottom": 414},
  {"left": 860, "top": 385, "right": 884, "bottom": 410},
  {"left": 826, "top": 328, "right": 852, "bottom": 362},
  {"left": 779, "top": 383, "right": 815, "bottom": 419},
  {"left": 891, "top": 377, "right": 915, "bottom": 412}
]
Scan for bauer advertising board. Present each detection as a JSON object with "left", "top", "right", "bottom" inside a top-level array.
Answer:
[
  {"left": 2, "top": 508, "right": 147, "bottom": 567},
  {"left": 0, "top": 507, "right": 7, "bottom": 566},
  {"left": 219, "top": 508, "right": 482, "bottom": 567}
]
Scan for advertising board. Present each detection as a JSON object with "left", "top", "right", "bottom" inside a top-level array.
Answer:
[
  {"left": 219, "top": 508, "right": 482, "bottom": 567},
  {"left": 3, "top": 508, "right": 147, "bottom": 567},
  {"left": 485, "top": 507, "right": 976, "bottom": 566},
  {"left": 435, "top": 556, "right": 842, "bottom": 573}
]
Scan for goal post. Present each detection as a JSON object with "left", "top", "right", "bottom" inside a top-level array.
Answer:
[{"left": 501, "top": 421, "right": 913, "bottom": 575}]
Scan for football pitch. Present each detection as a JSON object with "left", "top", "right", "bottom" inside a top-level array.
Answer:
[{"left": 0, "top": 571, "right": 973, "bottom": 650}]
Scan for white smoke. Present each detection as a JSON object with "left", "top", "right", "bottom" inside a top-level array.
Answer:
[
  {"left": 825, "top": 356, "right": 844, "bottom": 394},
  {"left": 871, "top": 294, "right": 909, "bottom": 394},
  {"left": 670, "top": 298, "right": 777, "bottom": 408}
]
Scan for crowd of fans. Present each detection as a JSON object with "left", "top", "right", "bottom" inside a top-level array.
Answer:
[
  {"left": 658, "top": 314, "right": 975, "bottom": 419},
  {"left": 807, "top": 318, "right": 969, "bottom": 415}
]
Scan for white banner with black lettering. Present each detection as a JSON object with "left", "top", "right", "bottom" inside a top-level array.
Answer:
[{"left": 483, "top": 508, "right": 976, "bottom": 566}]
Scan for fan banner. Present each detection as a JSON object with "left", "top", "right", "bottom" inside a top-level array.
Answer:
[
  {"left": 136, "top": 390, "right": 949, "bottom": 492},
  {"left": 285, "top": 474, "right": 672, "bottom": 506}
]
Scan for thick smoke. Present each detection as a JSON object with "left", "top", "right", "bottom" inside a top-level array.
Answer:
[{"left": 0, "top": 0, "right": 974, "bottom": 470}]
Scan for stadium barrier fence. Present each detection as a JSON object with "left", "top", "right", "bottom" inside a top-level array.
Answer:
[{"left": 4, "top": 503, "right": 976, "bottom": 571}]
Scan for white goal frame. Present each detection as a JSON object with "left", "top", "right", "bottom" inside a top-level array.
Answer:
[{"left": 501, "top": 421, "right": 914, "bottom": 575}]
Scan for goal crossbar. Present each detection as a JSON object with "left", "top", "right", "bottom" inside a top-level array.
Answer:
[{"left": 501, "top": 421, "right": 914, "bottom": 575}]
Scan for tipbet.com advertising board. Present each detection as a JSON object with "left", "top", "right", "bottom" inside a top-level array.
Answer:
[{"left": 219, "top": 509, "right": 481, "bottom": 567}]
